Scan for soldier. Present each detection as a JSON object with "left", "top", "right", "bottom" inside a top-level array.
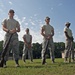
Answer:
[
  {"left": 22, "top": 28, "right": 33, "bottom": 63},
  {"left": 41, "top": 16, "right": 55, "bottom": 65},
  {"left": 2, "top": 9, "right": 20, "bottom": 67},
  {"left": 64, "top": 22, "right": 74, "bottom": 63}
]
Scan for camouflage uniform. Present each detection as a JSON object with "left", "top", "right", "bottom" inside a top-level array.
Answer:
[
  {"left": 41, "top": 24, "right": 55, "bottom": 63},
  {"left": 22, "top": 34, "right": 33, "bottom": 62},
  {"left": 64, "top": 26, "right": 74, "bottom": 62},
  {"left": 2, "top": 18, "right": 20, "bottom": 62}
]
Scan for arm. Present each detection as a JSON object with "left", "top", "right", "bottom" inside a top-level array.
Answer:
[
  {"left": 2, "top": 24, "right": 9, "bottom": 33},
  {"left": 9, "top": 21, "right": 20, "bottom": 33},
  {"left": 30, "top": 35, "right": 32, "bottom": 44},
  {"left": 41, "top": 27, "right": 46, "bottom": 37},
  {"left": 64, "top": 31, "right": 71, "bottom": 39},
  {"left": 51, "top": 29, "right": 54, "bottom": 37},
  {"left": 2, "top": 24, "right": 20, "bottom": 34},
  {"left": 23, "top": 36, "right": 28, "bottom": 46},
  {"left": 16, "top": 21, "right": 20, "bottom": 32},
  {"left": 2, "top": 19, "right": 9, "bottom": 32},
  {"left": 16, "top": 25, "right": 20, "bottom": 32},
  {"left": 47, "top": 29, "right": 54, "bottom": 40},
  {"left": 28, "top": 35, "right": 32, "bottom": 48},
  {"left": 64, "top": 31, "right": 74, "bottom": 41}
]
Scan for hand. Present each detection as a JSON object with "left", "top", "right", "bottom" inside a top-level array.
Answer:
[
  {"left": 46, "top": 35, "right": 52, "bottom": 40},
  {"left": 9, "top": 29, "right": 16, "bottom": 34},
  {"left": 28, "top": 44, "right": 32, "bottom": 49},
  {"left": 70, "top": 37, "right": 74, "bottom": 42}
]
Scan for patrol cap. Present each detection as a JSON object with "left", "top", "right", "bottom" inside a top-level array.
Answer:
[
  {"left": 9, "top": 9, "right": 15, "bottom": 13},
  {"left": 65, "top": 22, "right": 71, "bottom": 26},
  {"left": 45, "top": 16, "right": 50, "bottom": 20}
]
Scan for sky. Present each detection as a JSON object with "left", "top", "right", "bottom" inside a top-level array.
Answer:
[{"left": 0, "top": 0, "right": 75, "bottom": 43}]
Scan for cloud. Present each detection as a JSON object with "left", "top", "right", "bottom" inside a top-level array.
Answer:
[
  {"left": 0, "top": 29, "right": 5, "bottom": 41},
  {"left": 51, "top": 7, "right": 53, "bottom": 10},
  {"left": 30, "top": 21, "right": 35, "bottom": 25},
  {"left": 30, "top": 30, "right": 42, "bottom": 43},
  {"left": 25, "top": 23, "right": 28, "bottom": 25},
  {"left": 54, "top": 31, "right": 65, "bottom": 42},
  {"left": 14, "top": 15, "right": 42, "bottom": 43},
  {"left": 18, "top": 26, "right": 43, "bottom": 43},
  {"left": 9, "top": 1, "right": 13, "bottom": 5},
  {"left": 0, "top": 2, "right": 4, "bottom": 7},
  {"left": 29, "top": 19, "right": 36, "bottom": 26},
  {"left": 21, "top": 17, "right": 26, "bottom": 23},
  {"left": 0, "top": 9, "right": 3, "bottom": 13},
  {"left": 58, "top": 3, "right": 63, "bottom": 6},
  {"left": 34, "top": 14, "right": 38, "bottom": 17},
  {"left": 0, "top": 13, "right": 64, "bottom": 43}
]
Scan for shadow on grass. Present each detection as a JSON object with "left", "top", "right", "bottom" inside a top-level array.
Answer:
[{"left": 2, "top": 60, "right": 75, "bottom": 68}]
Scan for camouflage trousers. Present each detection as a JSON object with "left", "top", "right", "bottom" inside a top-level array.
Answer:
[
  {"left": 3, "top": 33, "right": 19, "bottom": 61},
  {"left": 64, "top": 39, "right": 74, "bottom": 60},
  {"left": 22, "top": 45, "right": 33, "bottom": 62},
  {"left": 41, "top": 38, "right": 55, "bottom": 61}
]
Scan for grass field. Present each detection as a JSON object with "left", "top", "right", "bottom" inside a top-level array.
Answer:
[{"left": 0, "top": 58, "right": 75, "bottom": 75}]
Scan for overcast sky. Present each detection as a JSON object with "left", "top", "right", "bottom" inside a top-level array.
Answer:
[{"left": 0, "top": 0, "right": 75, "bottom": 43}]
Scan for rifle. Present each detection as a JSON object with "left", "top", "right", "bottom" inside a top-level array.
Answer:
[{"left": 0, "top": 34, "right": 13, "bottom": 67}]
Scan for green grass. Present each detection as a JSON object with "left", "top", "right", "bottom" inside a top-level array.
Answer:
[{"left": 0, "top": 58, "right": 75, "bottom": 75}]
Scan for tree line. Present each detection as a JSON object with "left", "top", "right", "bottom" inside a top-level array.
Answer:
[{"left": 0, "top": 41, "right": 75, "bottom": 58}]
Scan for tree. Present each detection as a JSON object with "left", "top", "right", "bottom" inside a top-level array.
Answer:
[
  {"left": 0, "top": 41, "right": 3, "bottom": 52},
  {"left": 32, "top": 43, "right": 42, "bottom": 59},
  {"left": 54, "top": 42, "right": 65, "bottom": 58},
  {"left": 0, "top": 40, "right": 75, "bottom": 58},
  {"left": 19, "top": 41, "right": 24, "bottom": 57}
]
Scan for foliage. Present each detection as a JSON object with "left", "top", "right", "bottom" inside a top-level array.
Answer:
[
  {"left": 0, "top": 41, "right": 3, "bottom": 52},
  {"left": 54, "top": 42, "right": 65, "bottom": 58},
  {"left": 32, "top": 43, "right": 42, "bottom": 59},
  {"left": 0, "top": 41, "right": 75, "bottom": 58}
]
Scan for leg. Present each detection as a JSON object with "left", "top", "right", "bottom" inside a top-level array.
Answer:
[
  {"left": 67, "top": 41, "right": 71, "bottom": 63},
  {"left": 28, "top": 48, "right": 33, "bottom": 62},
  {"left": 22, "top": 45, "right": 27, "bottom": 62},
  {"left": 71, "top": 42, "right": 74, "bottom": 62},
  {"left": 49, "top": 39, "right": 55, "bottom": 63},
  {"left": 64, "top": 50, "right": 68, "bottom": 62},
  {"left": 3, "top": 36, "right": 12, "bottom": 67},
  {"left": 64, "top": 40, "right": 70, "bottom": 62},
  {"left": 71, "top": 50, "right": 74, "bottom": 62},
  {"left": 41, "top": 39, "right": 47, "bottom": 64},
  {"left": 12, "top": 38, "right": 19, "bottom": 67}
]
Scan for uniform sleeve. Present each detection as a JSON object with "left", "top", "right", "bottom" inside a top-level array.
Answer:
[
  {"left": 30, "top": 35, "right": 32, "bottom": 39},
  {"left": 52, "top": 26, "right": 54, "bottom": 31},
  {"left": 64, "top": 27, "right": 67, "bottom": 32},
  {"left": 23, "top": 35, "right": 26, "bottom": 39},
  {"left": 16, "top": 21, "right": 20, "bottom": 28},
  {"left": 2, "top": 19, "right": 7, "bottom": 26},
  {"left": 42, "top": 25, "right": 45, "bottom": 30}
]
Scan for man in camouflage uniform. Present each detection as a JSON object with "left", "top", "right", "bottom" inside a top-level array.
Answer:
[
  {"left": 64, "top": 22, "right": 74, "bottom": 63},
  {"left": 41, "top": 16, "right": 55, "bottom": 65},
  {"left": 2, "top": 9, "right": 20, "bottom": 67},
  {"left": 22, "top": 28, "right": 33, "bottom": 63}
]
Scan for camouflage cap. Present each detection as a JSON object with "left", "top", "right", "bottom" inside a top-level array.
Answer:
[
  {"left": 9, "top": 9, "right": 15, "bottom": 13},
  {"left": 45, "top": 16, "right": 50, "bottom": 20},
  {"left": 65, "top": 22, "right": 71, "bottom": 26}
]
